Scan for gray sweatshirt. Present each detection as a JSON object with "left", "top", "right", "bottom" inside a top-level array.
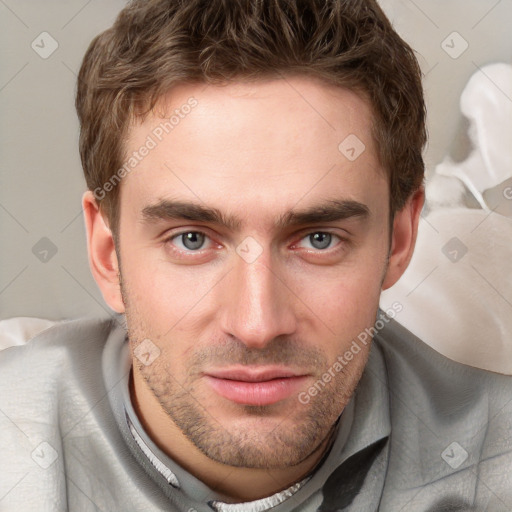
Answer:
[{"left": 0, "top": 315, "right": 511, "bottom": 511}]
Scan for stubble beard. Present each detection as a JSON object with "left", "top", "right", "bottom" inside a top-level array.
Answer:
[
  {"left": 129, "top": 324, "right": 370, "bottom": 470},
  {"left": 115, "top": 218, "right": 387, "bottom": 471}
]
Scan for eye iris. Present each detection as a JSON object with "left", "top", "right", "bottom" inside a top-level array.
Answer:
[
  {"left": 182, "top": 232, "right": 205, "bottom": 250},
  {"left": 310, "top": 232, "right": 331, "bottom": 250}
]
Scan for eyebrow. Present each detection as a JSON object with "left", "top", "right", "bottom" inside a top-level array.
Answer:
[{"left": 141, "top": 198, "right": 370, "bottom": 231}]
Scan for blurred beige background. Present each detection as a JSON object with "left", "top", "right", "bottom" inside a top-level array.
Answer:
[{"left": 1, "top": 0, "right": 511, "bottom": 321}]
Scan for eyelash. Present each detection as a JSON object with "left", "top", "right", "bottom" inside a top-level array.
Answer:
[{"left": 163, "top": 229, "right": 347, "bottom": 258}]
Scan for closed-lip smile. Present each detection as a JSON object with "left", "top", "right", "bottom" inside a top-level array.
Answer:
[{"left": 203, "top": 366, "right": 310, "bottom": 406}]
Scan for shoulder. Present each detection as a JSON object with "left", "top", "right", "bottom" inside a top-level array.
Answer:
[
  {"left": 0, "top": 316, "right": 119, "bottom": 403},
  {"left": 374, "top": 317, "right": 512, "bottom": 506},
  {"left": 0, "top": 317, "right": 129, "bottom": 510},
  {"left": 0, "top": 316, "right": 117, "bottom": 362},
  {"left": 374, "top": 316, "right": 512, "bottom": 403}
]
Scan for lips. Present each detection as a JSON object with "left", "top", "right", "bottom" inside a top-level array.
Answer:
[{"left": 203, "top": 366, "right": 309, "bottom": 406}]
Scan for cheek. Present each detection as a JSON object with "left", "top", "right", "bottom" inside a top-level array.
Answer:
[
  {"left": 119, "top": 246, "right": 175, "bottom": 329},
  {"left": 120, "top": 247, "right": 219, "bottom": 339},
  {"left": 289, "top": 256, "right": 385, "bottom": 350},
  {"left": 313, "top": 274, "right": 381, "bottom": 325}
]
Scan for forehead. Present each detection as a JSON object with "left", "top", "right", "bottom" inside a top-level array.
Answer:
[{"left": 120, "top": 76, "right": 387, "bottom": 224}]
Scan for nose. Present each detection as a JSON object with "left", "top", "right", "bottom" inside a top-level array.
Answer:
[{"left": 219, "top": 247, "right": 297, "bottom": 350}]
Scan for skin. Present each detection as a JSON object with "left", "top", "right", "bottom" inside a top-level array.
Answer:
[{"left": 83, "top": 76, "right": 424, "bottom": 502}]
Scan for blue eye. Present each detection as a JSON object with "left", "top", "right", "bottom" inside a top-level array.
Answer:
[
  {"left": 298, "top": 232, "right": 339, "bottom": 250},
  {"left": 172, "top": 231, "right": 208, "bottom": 251},
  {"left": 309, "top": 232, "right": 331, "bottom": 249}
]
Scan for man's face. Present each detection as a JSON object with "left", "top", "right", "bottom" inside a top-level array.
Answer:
[{"left": 118, "top": 77, "right": 391, "bottom": 469}]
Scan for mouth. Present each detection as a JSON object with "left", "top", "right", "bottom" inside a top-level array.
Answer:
[{"left": 203, "top": 366, "right": 310, "bottom": 406}]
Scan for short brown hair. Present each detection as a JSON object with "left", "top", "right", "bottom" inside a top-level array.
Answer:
[{"left": 76, "top": 0, "right": 426, "bottom": 234}]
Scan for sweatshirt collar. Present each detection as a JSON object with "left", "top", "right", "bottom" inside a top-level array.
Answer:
[{"left": 104, "top": 318, "right": 390, "bottom": 511}]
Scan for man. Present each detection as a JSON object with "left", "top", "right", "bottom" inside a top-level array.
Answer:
[{"left": 0, "top": 0, "right": 511, "bottom": 510}]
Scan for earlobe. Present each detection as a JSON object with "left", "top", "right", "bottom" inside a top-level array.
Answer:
[
  {"left": 381, "top": 187, "right": 425, "bottom": 291},
  {"left": 82, "top": 191, "right": 125, "bottom": 313}
]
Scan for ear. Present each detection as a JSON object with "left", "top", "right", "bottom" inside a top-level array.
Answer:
[
  {"left": 381, "top": 187, "right": 425, "bottom": 290},
  {"left": 82, "top": 191, "right": 125, "bottom": 313}
]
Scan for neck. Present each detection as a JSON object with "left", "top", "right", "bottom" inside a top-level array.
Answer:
[{"left": 130, "top": 366, "right": 339, "bottom": 502}]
